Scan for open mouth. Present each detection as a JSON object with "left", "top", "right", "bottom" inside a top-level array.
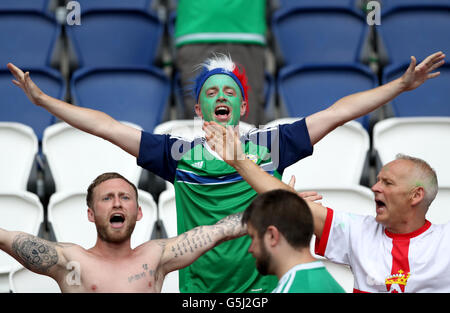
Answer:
[
  {"left": 109, "top": 213, "right": 125, "bottom": 228},
  {"left": 214, "top": 105, "right": 231, "bottom": 121},
  {"left": 375, "top": 200, "right": 386, "bottom": 214}
]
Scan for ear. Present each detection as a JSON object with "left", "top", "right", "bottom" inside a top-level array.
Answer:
[
  {"left": 264, "top": 225, "right": 280, "bottom": 248},
  {"left": 240, "top": 101, "right": 248, "bottom": 117},
  {"left": 87, "top": 208, "right": 95, "bottom": 223},
  {"left": 411, "top": 186, "right": 425, "bottom": 206},
  {"left": 136, "top": 206, "right": 143, "bottom": 222},
  {"left": 194, "top": 103, "right": 203, "bottom": 119}
]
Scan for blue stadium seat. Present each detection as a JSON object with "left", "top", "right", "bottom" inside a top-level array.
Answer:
[
  {"left": 0, "top": 10, "right": 60, "bottom": 68},
  {"left": 383, "top": 63, "right": 450, "bottom": 117},
  {"left": 70, "top": 66, "right": 171, "bottom": 132},
  {"left": 277, "top": 64, "right": 378, "bottom": 129},
  {"left": 377, "top": 5, "right": 450, "bottom": 66},
  {"left": 380, "top": 0, "right": 450, "bottom": 13},
  {"left": 65, "top": 9, "right": 163, "bottom": 68},
  {"left": 0, "top": 67, "right": 65, "bottom": 140},
  {"left": 74, "top": 0, "right": 156, "bottom": 14},
  {"left": 271, "top": 6, "right": 369, "bottom": 66},
  {"left": 0, "top": 0, "right": 50, "bottom": 12},
  {"left": 274, "top": 0, "right": 356, "bottom": 10}
]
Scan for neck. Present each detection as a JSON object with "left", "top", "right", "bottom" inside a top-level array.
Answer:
[
  {"left": 89, "top": 237, "right": 133, "bottom": 259},
  {"left": 273, "top": 247, "right": 316, "bottom": 279},
  {"left": 385, "top": 217, "right": 427, "bottom": 235}
]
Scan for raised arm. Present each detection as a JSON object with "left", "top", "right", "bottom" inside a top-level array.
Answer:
[
  {"left": 306, "top": 51, "right": 445, "bottom": 145},
  {"left": 156, "top": 212, "right": 246, "bottom": 275},
  {"left": 7, "top": 63, "right": 141, "bottom": 157},
  {"left": 203, "top": 122, "right": 328, "bottom": 238},
  {"left": 0, "top": 228, "right": 70, "bottom": 279}
]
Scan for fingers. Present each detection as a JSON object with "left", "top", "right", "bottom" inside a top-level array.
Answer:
[
  {"left": 288, "top": 175, "right": 296, "bottom": 188},
  {"left": 7, "top": 62, "right": 24, "bottom": 81},
  {"left": 408, "top": 55, "right": 417, "bottom": 72}
]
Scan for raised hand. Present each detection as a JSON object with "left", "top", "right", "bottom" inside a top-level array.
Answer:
[
  {"left": 288, "top": 175, "right": 323, "bottom": 203},
  {"left": 203, "top": 121, "right": 245, "bottom": 165},
  {"left": 7, "top": 63, "right": 45, "bottom": 106},
  {"left": 400, "top": 51, "right": 446, "bottom": 92}
]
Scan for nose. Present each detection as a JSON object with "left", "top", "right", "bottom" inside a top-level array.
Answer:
[
  {"left": 371, "top": 181, "right": 381, "bottom": 193},
  {"left": 112, "top": 195, "right": 122, "bottom": 208}
]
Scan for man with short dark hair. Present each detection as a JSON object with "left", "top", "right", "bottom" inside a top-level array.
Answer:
[{"left": 243, "top": 189, "right": 344, "bottom": 293}]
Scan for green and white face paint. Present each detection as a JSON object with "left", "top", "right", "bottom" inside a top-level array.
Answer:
[{"left": 199, "top": 74, "right": 243, "bottom": 127}]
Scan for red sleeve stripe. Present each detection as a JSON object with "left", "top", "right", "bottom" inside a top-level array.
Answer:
[{"left": 314, "top": 207, "right": 334, "bottom": 256}]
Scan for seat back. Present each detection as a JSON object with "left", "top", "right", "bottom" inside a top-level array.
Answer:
[
  {"left": 157, "top": 188, "right": 179, "bottom": 293},
  {"left": 272, "top": 6, "right": 368, "bottom": 65},
  {"left": 70, "top": 67, "right": 170, "bottom": 132},
  {"left": 0, "top": 122, "right": 38, "bottom": 191},
  {"left": 378, "top": 6, "right": 450, "bottom": 66},
  {"left": 47, "top": 189, "right": 157, "bottom": 249},
  {"left": 383, "top": 63, "right": 450, "bottom": 117},
  {"left": 277, "top": 64, "right": 377, "bottom": 129},
  {"left": 9, "top": 265, "right": 60, "bottom": 293},
  {"left": 0, "top": 10, "right": 60, "bottom": 68},
  {"left": 0, "top": 67, "right": 65, "bottom": 140},
  {"left": 427, "top": 187, "right": 450, "bottom": 225},
  {"left": 42, "top": 122, "right": 143, "bottom": 193},
  {"left": 373, "top": 117, "right": 450, "bottom": 187},
  {"left": 65, "top": 9, "right": 163, "bottom": 68},
  {"left": 265, "top": 119, "right": 370, "bottom": 187},
  {"left": 0, "top": 192, "right": 44, "bottom": 292}
]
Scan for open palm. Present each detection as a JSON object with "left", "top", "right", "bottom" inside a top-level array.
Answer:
[{"left": 400, "top": 51, "right": 446, "bottom": 91}]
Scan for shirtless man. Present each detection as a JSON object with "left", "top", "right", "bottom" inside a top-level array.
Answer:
[{"left": 0, "top": 172, "right": 246, "bottom": 292}]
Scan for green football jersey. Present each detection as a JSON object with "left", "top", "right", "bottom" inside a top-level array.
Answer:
[
  {"left": 272, "top": 261, "right": 345, "bottom": 293},
  {"left": 137, "top": 119, "right": 313, "bottom": 292}
]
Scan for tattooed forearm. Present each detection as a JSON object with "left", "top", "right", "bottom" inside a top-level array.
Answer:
[
  {"left": 167, "top": 212, "right": 246, "bottom": 259},
  {"left": 11, "top": 233, "right": 59, "bottom": 273}
]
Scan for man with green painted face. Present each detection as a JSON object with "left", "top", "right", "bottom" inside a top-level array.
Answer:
[{"left": 7, "top": 51, "right": 445, "bottom": 292}]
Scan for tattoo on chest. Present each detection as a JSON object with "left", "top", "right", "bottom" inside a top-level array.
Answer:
[
  {"left": 127, "top": 263, "right": 156, "bottom": 283},
  {"left": 12, "top": 234, "right": 58, "bottom": 273}
]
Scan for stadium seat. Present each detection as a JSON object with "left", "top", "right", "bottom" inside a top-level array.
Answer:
[
  {"left": 0, "top": 67, "right": 66, "bottom": 141},
  {"left": 65, "top": 9, "right": 163, "bottom": 68},
  {"left": 377, "top": 5, "right": 450, "bottom": 67},
  {"left": 382, "top": 63, "right": 450, "bottom": 117},
  {"left": 271, "top": 6, "right": 369, "bottom": 66},
  {"left": 0, "top": 191, "right": 44, "bottom": 293},
  {"left": 0, "top": 123, "right": 38, "bottom": 191},
  {"left": 274, "top": 0, "right": 356, "bottom": 10},
  {"left": 0, "top": 0, "right": 50, "bottom": 12},
  {"left": 373, "top": 117, "right": 450, "bottom": 187},
  {"left": 0, "top": 10, "right": 60, "bottom": 68},
  {"left": 157, "top": 188, "right": 179, "bottom": 293},
  {"left": 70, "top": 66, "right": 170, "bottom": 132},
  {"left": 9, "top": 265, "right": 60, "bottom": 293},
  {"left": 277, "top": 64, "right": 378, "bottom": 129},
  {"left": 42, "top": 122, "right": 143, "bottom": 193},
  {"left": 74, "top": 0, "right": 156, "bottom": 13},
  {"left": 47, "top": 189, "right": 157, "bottom": 249},
  {"left": 427, "top": 187, "right": 450, "bottom": 225},
  {"left": 265, "top": 119, "right": 370, "bottom": 188},
  {"left": 380, "top": 0, "right": 450, "bottom": 15}
]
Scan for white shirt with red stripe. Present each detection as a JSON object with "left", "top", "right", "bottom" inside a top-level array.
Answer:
[{"left": 315, "top": 208, "right": 450, "bottom": 293}]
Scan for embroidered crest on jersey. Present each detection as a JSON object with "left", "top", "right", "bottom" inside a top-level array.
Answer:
[{"left": 385, "top": 270, "right": 411, "bottom": 293}]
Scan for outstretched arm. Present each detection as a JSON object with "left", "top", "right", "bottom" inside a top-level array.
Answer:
[
  {"left": 157, "top": 212, "right": 246, "bottom": 275},
  {"left": 7, "top": 63, "right": 141, "bottom": 157},
  {"left": 306, "top": 51, "right": 446, "bottom": 145},
  {"left": 203, "top": 122, "right": 327, "bottom": 237},
  {"left": 0, "top": 228, "right": 71, "bottom": 279}
]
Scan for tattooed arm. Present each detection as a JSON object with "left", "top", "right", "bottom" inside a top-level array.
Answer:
[
  {"left": 156, "top": 212, "right": 247, "bottom": 275},
  {"left": 0, "top": 228, "right": 70, "bottom": 278}
]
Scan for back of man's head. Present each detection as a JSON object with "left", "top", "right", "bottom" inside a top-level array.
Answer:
[{"left": 243, "top": 189, "right": 313, "bottom": 249}]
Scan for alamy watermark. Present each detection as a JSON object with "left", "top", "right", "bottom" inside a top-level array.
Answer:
[
  {"left": 66, "top": 1, "right": 81, "bottom": 26},
  {"left": 366, "top": 1, "right": 381, "bottom": 26}
]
